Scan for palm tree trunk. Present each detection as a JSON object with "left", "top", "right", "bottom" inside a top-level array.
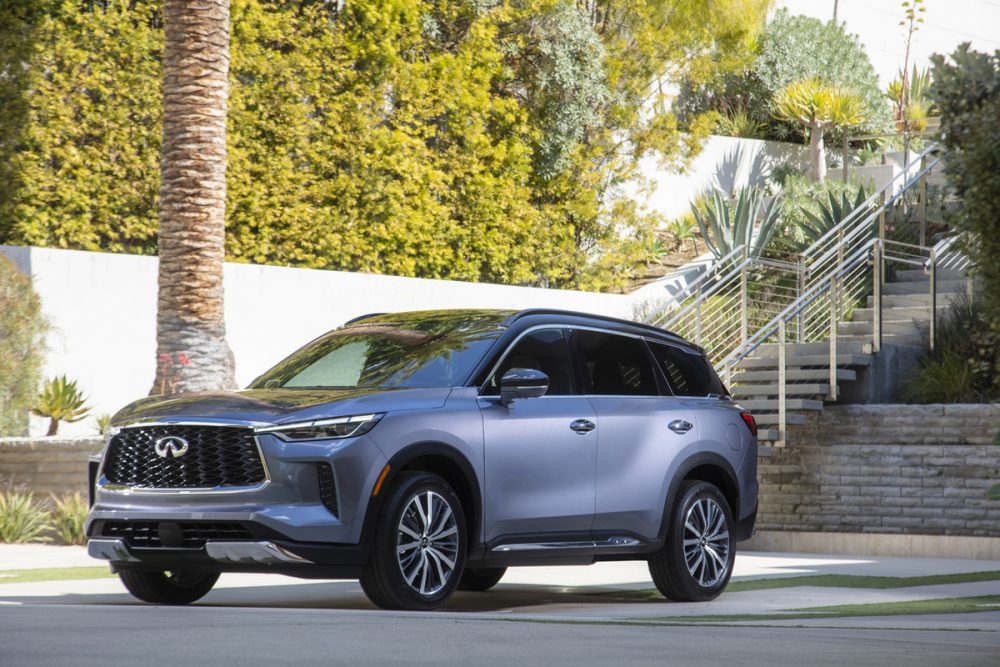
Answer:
[
  {"left": 808, "top": 124, "right": 827, "bottom": 182},
  {"left": 151, "top": 0, "right": 236, "bottom": 395}
]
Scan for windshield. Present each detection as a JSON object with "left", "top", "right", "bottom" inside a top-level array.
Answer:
[{"left": 250, "top": 310, "right": 509, "bottom": 390}]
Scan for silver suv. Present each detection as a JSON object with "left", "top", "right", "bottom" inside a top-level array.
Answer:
[{"left": 86, "top": 309, "right": 758, "bottom": 610}]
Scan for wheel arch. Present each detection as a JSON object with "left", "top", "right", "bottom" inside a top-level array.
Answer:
[
  {"left": 657, "top": 452, "right": 740, "bottom": 541},
  {"left": 359, "top": 441, "right": 483, "bottom": 555}
]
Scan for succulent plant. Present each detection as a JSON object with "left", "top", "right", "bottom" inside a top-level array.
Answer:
[{"left": 32, "top": 376, "right": 89, "bottom": 436}]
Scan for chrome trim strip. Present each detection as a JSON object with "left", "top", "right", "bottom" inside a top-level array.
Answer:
[
  {"left": 118, "top": 419, "right": 273, "bottom": 429},
  {"left": 88, "top": 538, "right": 140, "bottom": 562},
  {"left": 205, "top": 541, "right": 313, "bottom": 566},
  {"left": 491, "top": 537, "right": 642, "bottom": 552}
]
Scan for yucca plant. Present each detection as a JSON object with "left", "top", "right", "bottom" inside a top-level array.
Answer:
[
  {"left": 0, "top": 489, "right": 51, "bottom": 543},
  {"left": 773, "top": 78, "right": 865, "bottom": 182},
  {"left": 666, "top": 217, "right": 698, "bottom": 253},
  {"left": 796, "top": 182, "right": 870, "bottom": 247},
  {"left": 32, "top": 376, "right": 89, "bottom": 436},
  {"left": 717, "top": 108, "right": 765, "bottom": 139},
  {"left": 93, "top": 413, "right": 112, "bottom": 436},
  {"left": 50, "top": 492, "right": 88, "bottom": 545},
  {"left": 692, "top": 186, "right": 783, "bottom": 263}
]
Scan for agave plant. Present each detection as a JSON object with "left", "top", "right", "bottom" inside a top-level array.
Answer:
[
  {"left": 796, "top": 182, "right": 870, "bottom": 247},
  {"left": 666, "top": 217, "right": 698, "bottom": 253},
  {"left": 691, "top": 186, "right": 783, "bottom": 263},
  {"left": 32, "top": 376, "right": 89, "bottom": 436}
]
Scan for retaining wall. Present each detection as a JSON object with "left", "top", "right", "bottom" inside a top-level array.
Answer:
[
  {"left": 0, "top": 437, "right": 102, "bottom": 496},
  {"left": 749, "top": 404, "right": 1000, "bottom": 558}
]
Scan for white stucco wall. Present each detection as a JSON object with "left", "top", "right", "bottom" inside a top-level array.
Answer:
[{"left": 2, "top": 245, "right": 631, "bottom": 436}]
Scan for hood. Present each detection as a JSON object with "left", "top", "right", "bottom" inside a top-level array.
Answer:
[{"left": 112, "top": 387, "right": 453, "bottom": 427}]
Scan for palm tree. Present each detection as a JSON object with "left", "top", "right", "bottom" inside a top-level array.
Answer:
[
  {"left": 773, "top": 78, "right": 864, "bottom": 182},
  {"left": 151, "top": 0, "right": 236, "bottom": 395}
]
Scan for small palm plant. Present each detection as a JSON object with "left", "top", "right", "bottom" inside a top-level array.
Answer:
[
  {"left": 692, "top": 186, "right": 783, "bottom": 263},
  {"left": 773, "top": 78, "right": 864, "bottom": 182},
  {"left": 666, "top": 217, "right": 698, "bottom": 253},
  {"left": 32, "top": 376, "right": 89, "bottom": 436},
  {"left": 796, "top": 182, "right": 870, "bottom": 247}
]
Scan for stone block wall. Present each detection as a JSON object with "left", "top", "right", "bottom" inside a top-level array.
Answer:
[
  {"left": 759, "top": 404, "right": 1000, "bottom": 537},
  {"left": 0, "top": 436, "right": 103, "bottom": 496}
]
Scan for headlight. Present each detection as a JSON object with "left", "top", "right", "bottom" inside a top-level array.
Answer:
[{"left": 255, "top": 413, "right": 384, "bottom": 442}]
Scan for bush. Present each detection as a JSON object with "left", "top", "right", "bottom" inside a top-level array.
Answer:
[
  {"left": 677, "top": 9, "right": 893, "bottom": 144},
  {"left": 32, "top": 376, "right": 89, "bottom": 437},
  {"left": 772, "top": 175, "right": 872, "bottom": 251},
  {"left": 901, "top": 294, "right": 1000, "bottom": 403},
  {"left": 0, "top": 254, "right": 47, "bottom": 436},
  {"left": 0, "top": 488, "right": 51, "bottom": 543},
  {"left": 50, "top": 492, "right": 88, "bottom": 545}
]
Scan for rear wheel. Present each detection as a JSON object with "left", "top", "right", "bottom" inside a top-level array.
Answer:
[
  {"left": 648, "top": 480, "right": 735, "bottom": 602},
  {"left": 118, "top": 570, "right": 219, "bottom": 605},
  {"left": 360, "top": 472, "right": 467, "bottom": 610},
  {"left": 457, "top": 566, "right": 506, "bottom": 592}
]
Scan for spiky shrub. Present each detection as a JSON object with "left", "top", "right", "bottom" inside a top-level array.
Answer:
[
  {"left": 32, "top": 376, "right": 89, "bottom": 437},
  {"left": 692, "top": 186, "right": 782, "bottom": 263},
  {"left": 50, "top": 492, "right": 88, "bottom": 545},
  {"left": 716, "top": 108, "right": 765, "bottom": 139},
  {"left": 0, "top": 255, "right": 47, "bottom": 436},
  {"left": 773, "top": 78, "right": 864, "bottom": 182},
  {"left": 796, "top": 181, "right": 870, "bottom": 247},
  {"left": 0, "top": 489, "right": 51, "bottom": 543}
]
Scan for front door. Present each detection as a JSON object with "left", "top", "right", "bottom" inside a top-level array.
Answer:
[{"left": 478, "top": 328, "right": 597, "bottom": 542}]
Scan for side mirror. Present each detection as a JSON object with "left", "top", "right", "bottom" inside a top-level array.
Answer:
[{"left": 500, "top": 368, "right": 549, "bottom": 407}]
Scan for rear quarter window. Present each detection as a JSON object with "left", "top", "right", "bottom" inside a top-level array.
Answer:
[{"left": 646, "top": 340, "right": 728, "bottom": 398}]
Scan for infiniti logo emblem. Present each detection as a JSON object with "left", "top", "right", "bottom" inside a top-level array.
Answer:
[{"left": 154, "top": 436, "right": 189, "bottom": 459}]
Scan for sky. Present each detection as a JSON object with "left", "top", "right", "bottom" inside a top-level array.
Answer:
[{"left": 777, "top": 0, "right": 1000, "bottom": 84}]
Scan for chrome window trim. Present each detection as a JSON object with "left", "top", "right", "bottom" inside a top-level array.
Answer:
[
  {"left": 96, "top": 424, "right": 272, "bottom": 496},
  {"left": 479, "top": 323, "right": 687, "bottom": 399}
]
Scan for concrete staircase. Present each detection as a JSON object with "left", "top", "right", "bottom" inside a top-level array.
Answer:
[{"left": 730, "top": 266, "right": 970, "bottom": 442}]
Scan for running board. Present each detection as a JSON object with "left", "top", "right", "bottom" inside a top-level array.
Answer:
[{"left": 490, "top": 536, "right": 642, "bottom": 553}]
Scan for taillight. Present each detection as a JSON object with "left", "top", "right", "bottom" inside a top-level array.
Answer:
[{"left": 740, "top": 412, "right": 757, "bottom": 437}]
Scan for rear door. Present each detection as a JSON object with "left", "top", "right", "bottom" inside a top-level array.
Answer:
[{"left": 578, "top": 330, "right": 700, "bottom": 539}]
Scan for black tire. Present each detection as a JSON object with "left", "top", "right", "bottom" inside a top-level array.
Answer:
[
  {"left": 457, "top": 566, "right": 506, "bottom": 592},
  {"left": 118, "top": 570, "right": 219, "bottom": 605},
  {"left": 648, "top": 480, "right": 735, "bottom": 602},
  {"left": 360, "top": 472, "right": 467, "bottom": 611}
]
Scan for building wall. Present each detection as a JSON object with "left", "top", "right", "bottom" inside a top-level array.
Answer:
[{"left": 757, "top": 404, "right": 1000, "bottom": 538}]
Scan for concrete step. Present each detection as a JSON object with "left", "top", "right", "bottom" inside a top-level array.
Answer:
[
  {"left": 732, "top": 383, "right": 831, "bottom": 397},
  {"left": 882, "top": 279, "right": 968, "bottom": 296},
  {"left": 866, "top": 292, "right": 963, "bottom": 309},
  {"left": 739, "top": 398, "right": 825, "bottom": 412},
  {"left": 896, "top": 267, "right": 967, "bottom": 282},
  {"left": 732, "top": 368, "right": 857, "bottom": 383},
  {"left": 752, "top": 339, "right": 871, "bottom": 358},
  {"left": 737, "top": 353, "right": 872, "bottom": 369},
  {"left": 837, "top": 320, "right": 924, "bottom": 336},
  {"left": 757, "top": 428, "right": 780, "bottom": 442},
  {"left": 752, "top": 413, "right": 808, "bottom": 426},
  {"left": 850, "top": 305, "right": 949, "bottom": 322}
]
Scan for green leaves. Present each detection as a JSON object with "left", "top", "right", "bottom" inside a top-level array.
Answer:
[
  {"left": 797, "top": 182, "right": 869, "bottom": 245},
  {"left": 773, "top": 78, "right": 865, "bottom": 128},
  {"left": 0, "top": 255, "right": 47, "bottom": 437},
  {"left": 32, "top": 376, "right": 89, "bottom": 437}
]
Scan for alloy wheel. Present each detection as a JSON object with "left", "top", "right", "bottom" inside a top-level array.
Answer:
[
  {"left": 682, "top": 497, "right": 731, "bottom": 587},
  {"left": 396, "top": 490, "right": 460, "bottom": 596}
]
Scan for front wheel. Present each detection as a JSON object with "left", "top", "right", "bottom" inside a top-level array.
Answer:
[
  {"left": 118, "top": 570, "right": 219, "bottom": 605},
  {"left": 360, "top": 472, "right": 467, "bottom": 611},
  {"left": 648, "top": 480, "right": 735, "bottom": 602}
]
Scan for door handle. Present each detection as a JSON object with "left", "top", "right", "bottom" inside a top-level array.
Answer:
[
  {"left": 570, "top": 419, "right": 596, "bottom": 434},
  {"left": 668, "top": 419, "right": 693, "bottom": 435}
]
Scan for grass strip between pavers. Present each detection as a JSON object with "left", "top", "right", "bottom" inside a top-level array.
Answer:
[
  {"left": 598, "top": 570, "right": 1000, "bottom": 601},
  {"left": 0, "top": 567, "right": 114, "bottom": 585},
  {"left": 639, "top": 594, "right": 1000, "bottom": 624}
]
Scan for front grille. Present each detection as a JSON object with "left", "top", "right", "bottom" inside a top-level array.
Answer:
[
  {"left": 317, "top": 463, "right": 339, "bottom": 517},
  {"left": 102, "top": 521, "right": 254, "bottom": 548},
  {"left": 102, "top": 425, "right": 267, "bottom": 489}
]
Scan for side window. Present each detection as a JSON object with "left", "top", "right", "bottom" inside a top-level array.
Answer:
[
  {"left": 484, "top": 328, "right": 575, "bottom": 396},
  {"left": 647, "top": 341, "right": 727, "bottom": 397},
  {"left": 575, "top": 330, "right": 658, "bottom": 396}
]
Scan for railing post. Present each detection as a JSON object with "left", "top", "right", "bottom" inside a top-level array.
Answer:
[
  {"left": 842, "top": 129, "right": 850, "bottom": 183},
  {"left": 929, "top": 247, "right": 937, "bottom": 353},
  {"left": 695, "top": 284, "right": 703, "bottom": 347},
  {"left": 873, "top": 242, "right": 882, "bottom": 354},
  {"left": 778, "top": 319, "right": 787, "bottom": 443},
  {"left": 739, "top": 247, "right": 748, "bottom": 345},
  {"left": 878, "top": 191, "right": 887, "bottom": 286},
  {"left": 829, "top": 276, "right": 839, "bottom": 401},
  {"left": 797, "top": 255, "right": 805, "bottom": 342},
  {"left": 919, "top": 155, "right": 928, "bottom": 248}
]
